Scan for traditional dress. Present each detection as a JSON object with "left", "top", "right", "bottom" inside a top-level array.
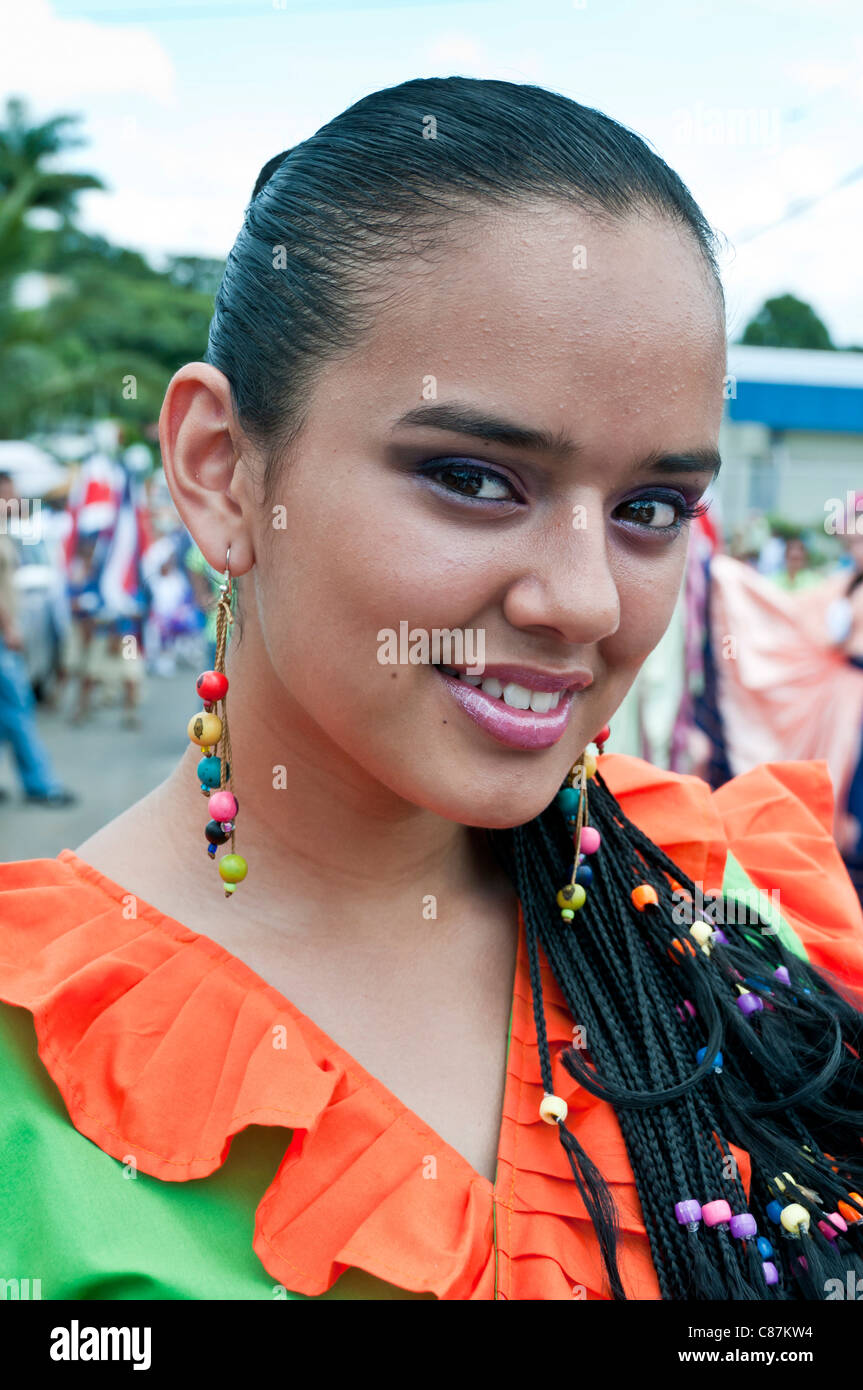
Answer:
[{"left": 1, "top": 754, "right": 862, "bottom": 1300}]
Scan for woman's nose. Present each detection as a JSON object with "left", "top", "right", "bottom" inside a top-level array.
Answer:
[{"left": 501, "top": 504, "right": 620, "bottom": 646}]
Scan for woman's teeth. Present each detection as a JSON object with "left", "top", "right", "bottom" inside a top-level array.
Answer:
[{"left": 438, "top": 667, "right": 563, "bottom": 713}]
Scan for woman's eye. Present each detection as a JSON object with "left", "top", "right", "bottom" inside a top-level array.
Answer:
[
  {"left": 615, "top": 495, "right": 687, "bottom": 531},
  {"left": 422, "top": 460, "right": 518, "bottom": 502}
]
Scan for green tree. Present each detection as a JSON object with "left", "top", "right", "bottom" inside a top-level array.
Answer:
[
  {"left": 0, "top": 96, "right": 104, "bottom": 287},
  {"left": 0, "top": 99, "right": 225, "bottom": 441},
  {"left": 740, "top": 293, "right": 834, "bottom": 350}
]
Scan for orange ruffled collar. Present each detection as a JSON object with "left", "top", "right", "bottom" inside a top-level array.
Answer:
[{"left": 2, "top": 753, "right": 856, "bottom": 1300}]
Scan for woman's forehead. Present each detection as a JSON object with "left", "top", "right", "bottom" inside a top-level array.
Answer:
[{"left": 307, "top": 207, "right": 726, "bottom": 447}]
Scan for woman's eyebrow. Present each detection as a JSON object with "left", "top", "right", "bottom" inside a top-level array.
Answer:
[
  {"left": 639, "top": 447, "right": 722, "bottom": 481},
  {"left": 392, "top": 401, "right": 572, "bottom": 452},
  {"left": 391, "top": 401, "right": 722, "bottom": 480}
]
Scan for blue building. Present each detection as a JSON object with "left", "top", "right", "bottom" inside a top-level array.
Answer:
[{"left": 718, "top": 345, "right": 863, "bottom": 531}]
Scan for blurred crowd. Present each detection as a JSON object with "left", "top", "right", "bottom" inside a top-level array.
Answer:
[
  {"left": 614, "top": 494, "right": 863, "bottom": 901},
  {"left": 0, "top": 426, "right": 220, "bottom": 807}
]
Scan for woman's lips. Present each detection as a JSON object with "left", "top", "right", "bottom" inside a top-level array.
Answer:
[{"left": 434, "top": 667, "right": 582, "bottom": 749}]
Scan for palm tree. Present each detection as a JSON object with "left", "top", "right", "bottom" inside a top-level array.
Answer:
[
  {"left": 0, "top": 95, "right": 104, "bottom": 286},
  {"left": 0, "top": 98, "right": 107, "bottom": 433}
]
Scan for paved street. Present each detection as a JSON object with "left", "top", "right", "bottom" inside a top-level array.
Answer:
[{"left": 2, "top": 665, "right": 191, "bottom": 863}]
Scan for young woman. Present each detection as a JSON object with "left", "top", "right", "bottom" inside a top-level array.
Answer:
[{"left": 2, "top": 76, "right": 862, "bottom": 1303}]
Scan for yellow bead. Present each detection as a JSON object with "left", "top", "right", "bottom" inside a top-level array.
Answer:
[
  {"left": 539, "top": 1092, "right": 568, "bottom": 1125},
  {"left": 780, "top": 1202, "right": 810, "bottom": 1235},
  {"left": 557, "top": 884, "right": 586, "bottom": 911},
  {"left": 583, "top": 751, "right": 597, "bottom": 779},
  {"left": 690, "top": 922, "right": 712, "bottom": 947},
  {"left": 218, "top": 853, "right": 248, "bottom": 884},
  {"left": 188, "top": 711, "right": 222, "bottom": 746}
]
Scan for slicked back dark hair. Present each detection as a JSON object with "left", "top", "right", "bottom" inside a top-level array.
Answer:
[{"left": 207, "top": 75, "right": 724, "bottom": 501}]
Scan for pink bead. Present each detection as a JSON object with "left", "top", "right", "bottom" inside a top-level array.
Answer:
[
  {"left": 579, "top": 826, "right": 601, "bottom": 855},
  {"left": 702, "top": 1200, "right": 733, "bottom": 1227},
  {"left": 208, "top": 790, "right": 238, "bottom": 822},
  {"left": 221, "top": 821, "right": 234, "bottom": 833},
  {"left": 818, "top": 1213, "right": 848, "bottom": 1240}
]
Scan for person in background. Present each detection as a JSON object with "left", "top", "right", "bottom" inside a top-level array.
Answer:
[
  {"left": 826, "top": 505, "right": 863, "bottom": 898},
  {"left": 0, "top": 473, "right": 76, "bottom": 806},
  {"left": 64, "top": 528, "right": 106, "bottom": 725},
  {"left": 143, "top": 537, "right": 203, "bottom": 676},
  {"left": 771, "top": 535, "right": 825, "bottom": 593}
]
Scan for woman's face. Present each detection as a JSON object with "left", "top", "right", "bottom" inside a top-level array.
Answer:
[{"left": 238, "top": 203, "right": 726, "bottom": 829}]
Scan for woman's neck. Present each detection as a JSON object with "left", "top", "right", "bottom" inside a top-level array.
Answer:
[{"left": 80, "top": 629, "right": 515, "bottom": 952}]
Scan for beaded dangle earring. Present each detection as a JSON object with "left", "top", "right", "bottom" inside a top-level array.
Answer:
[
  {"left": 186, "top": 545, "right": 248, "bottom": 898},
  {"left": 553, "top": 723, "right": 609, "bottom": 923}
]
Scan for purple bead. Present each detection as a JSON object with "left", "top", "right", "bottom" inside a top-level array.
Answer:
[
  {"left": 675, "top": 1199, "right": 702, "bottom": 1225},
  {"left": 774, "top": 965, "right": 791, "bottom": 986},
  {"left": 712, "top": 929, "right": 729, "bottom": 945},
  {"left": 737, "top": 993, "right": 764, "bottom": 1015},
  {"left": 762, "top": 1261, "right": 779, "bottom": 1286},
  {"left": 730, "top": 1212, "right": 757, "bottom": 1239}
]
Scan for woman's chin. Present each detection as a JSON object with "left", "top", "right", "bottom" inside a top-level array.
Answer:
[{"left": 406, "top": 775, "right": 565, "bottom": 831}]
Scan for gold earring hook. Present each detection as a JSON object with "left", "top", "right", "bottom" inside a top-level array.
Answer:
[{"left": 219, "top": 544, "right": 233, "bottom": 603}]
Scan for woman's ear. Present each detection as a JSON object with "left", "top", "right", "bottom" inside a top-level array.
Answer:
[{"left": 158, "top": 362, "right": 256, "bottom": 576}]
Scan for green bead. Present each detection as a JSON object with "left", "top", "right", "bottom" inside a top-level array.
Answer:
[
  {"left": 218, "top": 854, "right": 248, "bottom": 884},
  {"left": 560, "top": 908, "right": 575, "bottom": 922},
  {"left": 557, "top": 883, "right": 586, "bottom": 911}
]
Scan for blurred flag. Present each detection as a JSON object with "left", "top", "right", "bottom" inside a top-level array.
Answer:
[
  {"left": 63, "top": 452, "right": 124, "bottom": 566},
  {"left": 99, "top": 465, "right": 154, "bottom": 619}
]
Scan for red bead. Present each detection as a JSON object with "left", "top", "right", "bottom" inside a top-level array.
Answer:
[
  {"left": 196, "top": 670, "right": 229, "bottom": 702},
  {"left": 593, "top": 724, "right": 611, "bottom": 747}
]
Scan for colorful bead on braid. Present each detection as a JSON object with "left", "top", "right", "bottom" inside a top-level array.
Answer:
[
  {"left": 681, "top": 1199, "right": 778, "bottom": 1286},
  {"left": 187, "top": 556, "right": 248, "bottom": 898},
  {"left": 553, "top": 727, "right": 607, "bottom": 924}
]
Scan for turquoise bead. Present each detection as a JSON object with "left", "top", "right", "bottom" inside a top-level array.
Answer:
[
  {"left": 556, "top": 787, "right": 581, "bottom": 815},
  {"left": 197, "top": 755, "right": 222, "bottom": 789}
]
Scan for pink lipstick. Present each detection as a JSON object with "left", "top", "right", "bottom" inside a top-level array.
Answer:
[{"left": 434, "top": 663, "right": 593, "bottom": 750}]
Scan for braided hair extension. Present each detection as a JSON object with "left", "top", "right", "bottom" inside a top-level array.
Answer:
[{"left": 488, "top": 762, "right": 863, "bottom": 1300}]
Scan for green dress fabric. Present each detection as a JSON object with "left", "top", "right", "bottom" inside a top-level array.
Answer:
[{"left": 0, "top": 1000, "right": 428, "bottom": 1301}]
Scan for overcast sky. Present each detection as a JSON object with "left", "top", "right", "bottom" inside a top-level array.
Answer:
[{"left": 3, "top": 0, "right": 862, "bottom": 345}]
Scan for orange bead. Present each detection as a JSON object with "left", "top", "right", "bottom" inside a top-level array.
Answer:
[
  {"left": 838, "top": 1194, "right": 863, "bottom": 1223},
  {"left": 631, "top": 884, "right": 659, "bottom": 911},
  {"left": 669, "top": 937, "right": 697, "bottom": 962}
]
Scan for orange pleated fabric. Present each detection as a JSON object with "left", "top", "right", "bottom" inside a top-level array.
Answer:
[{"left": 1, "top": 753, "right": 862, "bottom": 1300}]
